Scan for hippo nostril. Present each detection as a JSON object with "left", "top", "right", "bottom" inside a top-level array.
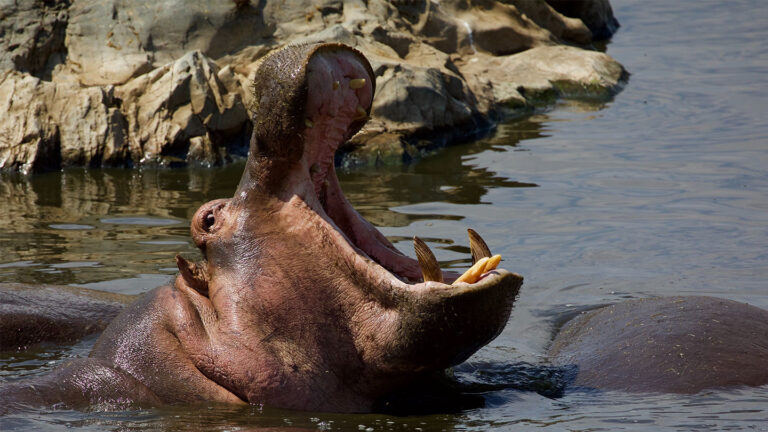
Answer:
[{"left": 204, "top": 213, "right": 215, "bottom": 231}]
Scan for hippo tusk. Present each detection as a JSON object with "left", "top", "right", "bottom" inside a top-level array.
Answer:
[
  {"left": 413, "top": 236, "right": 444, "bottom": 283},
  {"left": 484, "top": 254, "right": 502, "bottom": 273},
  {"left": 468, "top": 228, "right": 492, "bottom": 264}
]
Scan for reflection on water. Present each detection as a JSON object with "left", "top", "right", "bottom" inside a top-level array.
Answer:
[
  {"left": 0, "top": 166, "right": 241, "bottom": 289},
  {"left": 0, "top": 122, "right": 541, "bottom": 286},
  {"left": 339, "top": 121, "right": 538, "bottom": 269},
  {"left": 0, "top": 336, "right": 96, "bottom": 383},
  {"left": 2, "top": 0, "right": 768, "bottom": 429},
  {"left": 340, "top": 120, "right": 539, "bottom": 228}
]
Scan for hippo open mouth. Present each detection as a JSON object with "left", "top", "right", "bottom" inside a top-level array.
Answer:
[
  {"left": 173, "top": 43, "right": 523, "bottom": 411},
  {"left": 224, "top": 43, "right": 521, "bottom": 295},
  {"left": 0, "top": 42, "right": 523, "bottom": 413}
]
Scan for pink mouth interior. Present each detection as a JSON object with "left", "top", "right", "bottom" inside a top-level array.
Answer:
[
  {"left": 304, "top": 53, "right": 373, "bottom": 197},
  {"left": 300, "top": 51, "right": 427, "bottom": 283}
]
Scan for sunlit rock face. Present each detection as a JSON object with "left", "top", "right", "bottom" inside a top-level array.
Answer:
[{"left": 0, "top": 0, "right": 624, "bottom": 173}]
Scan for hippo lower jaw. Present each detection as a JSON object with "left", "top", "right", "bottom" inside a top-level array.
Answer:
[
  {"left": 220, "top": 158, "right": 524, "bottom": 407},
  {"left": 302, "top": 149, "right": 521, "bottom": 299}
]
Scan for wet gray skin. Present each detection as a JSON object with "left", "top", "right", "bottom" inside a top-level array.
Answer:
[
  {"left": 548, "top": 296, "right": 768, "bottom": 393},
  {"left": 0, "top": 283, "right": 135, "bottom": 351},
  {"left": 0, "top": 43, "right": 523, "bottom": 414}
]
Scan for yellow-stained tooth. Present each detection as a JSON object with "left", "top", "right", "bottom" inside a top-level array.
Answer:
[
  {"left": 349, "top": 78, "right": 366, "bottom": 89},
  {"left": 484, "top": 254, "right": 502, "bottom": 272},
  {"left": 333, "top": 81, "right": 340, "bottom": 90},
  {"left": 305, "top": 118, "right": 314, "bottom": 128},
  {"left": 413, "top": 236, "right": 443, "bottom": 283},
  {"left": 453, "top": 257, "right": 488, "bottom": 285},
  {"left": 468, "top": 228, "right": 492, "bottom": 264},
  {"left": 452, "top": 254, "right": 502, "bottom": 285},
  {"left": 354, "top": 105, "right": 367, "bottom": 120}
]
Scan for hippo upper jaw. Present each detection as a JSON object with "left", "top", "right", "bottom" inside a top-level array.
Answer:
[{"left": 172, "top": 43, "right": 523, "bottom": 411}]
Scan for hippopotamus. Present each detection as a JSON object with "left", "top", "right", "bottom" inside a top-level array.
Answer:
[
  {"left": 2, "top": 43, "right": 767, "bottom": 414},
  {"left": 0, "top": 43, "right": 523, "bottom": 413},
  {"left": 548, "top": 296, "right": 768, "bottom": 393}
]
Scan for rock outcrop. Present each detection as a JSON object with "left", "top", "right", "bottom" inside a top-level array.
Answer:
[{"left": 0, "top": 0, "right": 625, "bottom": 173}]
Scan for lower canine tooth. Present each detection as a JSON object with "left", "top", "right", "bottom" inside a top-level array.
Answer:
[
  {"left": 414, "top": 236, "right": 443, "bottom": 283},
  {"left": 468, "top": 229, "right": 492, "bottom": 264},
  {"left": 305, "top": 118, "right": 314, "bottom": 128},
  {"left": 484, "top": 254, "right": 502, "bottom": 272}
]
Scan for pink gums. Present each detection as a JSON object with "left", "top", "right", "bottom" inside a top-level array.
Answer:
[{"left": 303, "top": 52, "right": 373, "bottom": 196}]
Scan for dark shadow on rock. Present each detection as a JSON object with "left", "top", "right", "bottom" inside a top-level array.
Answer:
[
  {"left": 546, "top": 0, "right": 620, "bottom": 40},
  {"left": 205, "top": 0, "right": 274, "bottom": 59}
]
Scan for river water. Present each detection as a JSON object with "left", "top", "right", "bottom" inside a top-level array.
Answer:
[{"left": 2, "top": 0, "right": 768, "bottom": 430}]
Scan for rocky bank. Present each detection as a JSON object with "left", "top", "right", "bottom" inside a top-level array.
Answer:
[{"left": 0, "top": 0, "right": 625, "bottom": 173}]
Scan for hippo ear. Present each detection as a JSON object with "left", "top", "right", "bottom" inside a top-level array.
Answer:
[{"left": 176, "top": 255, "right": 210, "bottom": 297}]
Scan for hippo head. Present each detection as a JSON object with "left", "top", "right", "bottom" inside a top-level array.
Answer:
[{"left": 174, "top": 43, "right": 523, "bottom": 412}]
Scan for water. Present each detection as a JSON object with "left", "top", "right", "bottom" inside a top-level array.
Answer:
[{"left": 2, "top": 0, "right": 768, "bottom": 429}]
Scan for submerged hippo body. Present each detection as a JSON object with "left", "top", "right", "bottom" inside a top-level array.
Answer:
[
  {"left": 549, "top": 296, "right": 768, "bottom": 393},
  {"left": 0, "top": 283, "right": 135, "bottom": 351},
  {"left": 0, "top": 43, "right": 523, "bottom": 413}
]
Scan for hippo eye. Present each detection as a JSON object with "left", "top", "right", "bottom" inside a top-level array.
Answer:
[{"left": 203, "top": 212, "right": 216, "bottom": 231}]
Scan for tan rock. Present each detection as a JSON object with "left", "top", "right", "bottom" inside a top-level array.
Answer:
[
  {"left": 452, "top": 0, "right": 557, "bottom": 56},
  {"left": 0, "top": 73, "right": 59, "bottom": 174},
  {"left": 513, "top": 0, "right": 593, "bottom": 44},
  {"left": 458, "top": 45, "right": 626, "bottom": 112},
  {"left": 372, "top": 61, "right": 477, "bottom": 131},
  {"left": 54, "top": 86, "right": 130, "bottom": 167},
  {"left": 116, "top": 50, "right": 248, "bottom": 166},
  {"left": 0, "top": 72, "right": 129, "bottom": 173},
  {"left": 0, "top": 0, "right": 624, "bottom": 172},
  {"left": 0, "top": 0, "right": 68, "bottom": 78}
]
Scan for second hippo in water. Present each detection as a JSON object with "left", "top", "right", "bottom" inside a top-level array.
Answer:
[{"left": 549, "top": 296, "right": 768, "bottom": 393}]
